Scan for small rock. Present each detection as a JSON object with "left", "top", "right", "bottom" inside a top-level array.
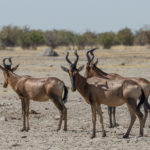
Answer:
[
  {"left": 49, "top": 64, "right": 53, "bottom": 67},
  {"left": 30, "top": 110, "right": 40, "bottom": 114},
  {"left": 21, "top": 136, "right": 27, "bottom": 138},
  {"left": 0, "top": 102, "right": 5, "bottom": 106},
  {"left": 0, "top": 116, "right": 8, "bottom": 121},
  {"left": 38, "top": 47, "right": 58, "bottom": 57},
  {"left": 0, "top": 102, "right": 12, "bottom": 107},
  {"left": 54, "top": 115, "right": 60, "bottom": 120},
  {"left": 12, "top": 143, "right": 20, "bottom": 147},
  {"left": 10, "top": 116, "right": 21, "bottom": 120},
  {"left": 121, "top": 62, "right": 125, "bottom": 66}
]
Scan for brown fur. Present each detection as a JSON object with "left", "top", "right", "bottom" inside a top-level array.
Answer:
[
  {"left": 61, "top": 51, "right": 145, "bottom": 138},
  {"left": 85, "top": 49, "right": 150, "bottom": 127},
  {"left": 0, "top": 59, "right": 67, "bottom": 132}
]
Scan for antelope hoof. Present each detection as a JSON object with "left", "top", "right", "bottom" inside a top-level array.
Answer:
[
  {"left": 138, "top": 135, "right": 143, "bottom": 138},
  {"left": 57, "top": 128, "right": 61, "bottom": 132},
  {"left": 138, "top": 133, "right": 143, "bottom": 137},
  {"left": 64, "top": 128, "right": 67, "bottom": 131},
  {"left": 20, "top": 128, "right": 25, "bottom": 132},
  {"left": 113, "top": 123, "right": 119, "bottom": 127},
  {"left": 21, "top": 127, "right": 29, "bottom": 132},
  {"left": 102, "top": 131, "right": 106, "bottom": 137},
  {"left": 90, "top": 133, "right": 96, "bottom": 139},
  {"left": 123, "top": 134, "right": 129, "bottom": 138},
  {"left": 25, "top": 128, "right": 30, "bottom": 132},
  {"left": 109, "top": 124, "right": 113, "bottom": 128}
]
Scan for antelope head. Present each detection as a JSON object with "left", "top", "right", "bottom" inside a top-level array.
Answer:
[
  {"left": 61, "top": 51, "right": 84, "bottom": 91},
  {"left": 0, "top": 57, "right": 19, "bottom": 88},
  {"left": 84, "top": 48, "right": 98, "bottom": 78}
]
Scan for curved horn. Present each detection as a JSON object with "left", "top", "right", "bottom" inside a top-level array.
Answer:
[
  {"left": 90, "top": 51, "right": 94, "bottom": 62},
  {"left": 86, "top": 48, "right": 98, "bottom": 63},
  {"left": 65, "top": 52, "right": 72, "bottom": 66},
  {"left": 89, "top": 48, "right": 98, "bottom": 62},
  {"left": 2, "top": 57, "right": 13, "bottom": 68},
  {"left": 74, "top": 50, "right": 79, "bottom": 66},
  {"left": 86, "top": 50, "right": 91, "bottom": 63},
  {"left": 8, "top": 57, "right": 12, "bottom": 66},
  {"left": 2, "top": 58, "right": 7, "bottom": 67}
]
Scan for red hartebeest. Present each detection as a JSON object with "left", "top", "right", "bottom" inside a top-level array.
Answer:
[
  {"left": 0, "top": 57, "right": 68, "bottom": 132},
  {"left": 85, "top": 48, "right": 150, "bottom": 128},
  {"left": 61, "top": 50, "right": 149, "bottom": 138}
]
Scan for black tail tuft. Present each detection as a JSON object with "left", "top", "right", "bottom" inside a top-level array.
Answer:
[
  {"left": 137, "top": 89, "right": 146, "bottom": 111},
  {"left": 62, "top": 85, "right": 68, "bottom": 103},
  {"left": 145, "top": 102, "right": 150, "bottom": 110}
]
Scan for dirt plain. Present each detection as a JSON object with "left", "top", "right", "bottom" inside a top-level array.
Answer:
[{"left": 0, "top": 47, "right": 150, "bottom": 150}]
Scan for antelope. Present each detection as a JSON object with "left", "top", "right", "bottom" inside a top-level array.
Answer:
[
  {"left": 61, "top": 50, "right": 149, "bottom": 138},
  {"left": 85, "top": 48, "right": 150, "bottom": 128},
  {"left": 0, "top": 57, "right": 68, "bottom": 132}
]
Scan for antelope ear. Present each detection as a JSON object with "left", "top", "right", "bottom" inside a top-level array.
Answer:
[
  {"left": 61, "top": 66, "right": 69, "bottom": 73},
  {"left": 0, "top": 65, "right": 6, "bottom": 72},
  {"left": 11, "top": 64, "right": 19, "bottom": 72},
  {"left": 78, "top": 65, "right": 84, "bottom": 72}
]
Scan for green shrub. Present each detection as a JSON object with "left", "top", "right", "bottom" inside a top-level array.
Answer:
[
  {"left": 74, "top": 34, "right": 87, "bottom": 50},
  {"left": 82, "top": 31, "right": 98, "bottom": 47},
  {"left": 19, "top": 28, "right": 45, "bottom": 49},
  {"left": 117, "top": 28, "right": 134, "bottom": 45},
  {"left": 0, "top": 40, "right": 6, "bottom": 50},
  {"left": 0, "top": 25, "right": 22, "bottom": 46},
  {"left": 44, "top": 31, "right": 61, "bottom": 49},
  {"left": 1, "top": 25, "right": 150, "bottom": 50},
  {"left": 52, "top": 30, "right": 76, "bottom": 47},
  {"left": 134, "top": 30, "right": 150, "bottom": 45},
  {"left": 98, "top": 32, "right": 116, "bottom": 49}
]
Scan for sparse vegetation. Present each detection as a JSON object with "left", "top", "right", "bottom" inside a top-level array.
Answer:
[
  {"left": 117, "top": 28, "right": 134, "bottom": 46},
  {"left": 98, "top": 32, "right": 117, "bottom": 49},
  {"left": 0, "top": 25, "right": 150, "bottom": 50}
]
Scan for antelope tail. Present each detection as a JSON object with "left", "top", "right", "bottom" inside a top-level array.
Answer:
[
  {"left": 62, "top": 85, "right": 68, "bottom": 103},
  {"left": 137, "top": 89, "right": 150, "bottom": 110}
]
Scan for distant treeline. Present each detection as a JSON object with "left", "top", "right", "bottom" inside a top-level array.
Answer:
[{"left": 0, "top": 25, "right": 150, "bottom": 50}]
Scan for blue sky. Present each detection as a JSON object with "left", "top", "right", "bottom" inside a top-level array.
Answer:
[{"left": 0, "top": 0, "right": 150, "bottom": 33}]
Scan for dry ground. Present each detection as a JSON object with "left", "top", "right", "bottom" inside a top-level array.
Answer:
[{"left": 0, "top": 47, "right": 150, "bottom": 150}]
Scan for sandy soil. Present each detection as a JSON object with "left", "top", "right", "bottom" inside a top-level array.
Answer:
[{"left": 0, "top": 48, "right": 150, "bottom": 150}]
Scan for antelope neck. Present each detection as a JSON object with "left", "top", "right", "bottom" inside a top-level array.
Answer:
[
  {"left": 93, "top": 67, "right": 108, "bottom": 78},
  {"left": 8, "top": 71, "right": 20, "bottom": 90},
  {"left": 75, "top": 73, "right": 88, "bottom": 98}
]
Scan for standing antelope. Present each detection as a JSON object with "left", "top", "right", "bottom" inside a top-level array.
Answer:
[
  {"left": 61, "top": 50, "right": 149, "bottom": 138},
  {"left": 85, "top": 48, "right": 150, "bottom": 128},
  {"left": 0, "top": 57, "right": 68, "bottom": 132}
]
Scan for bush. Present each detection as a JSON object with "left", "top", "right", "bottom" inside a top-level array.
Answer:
[
  {"left": 1, "top": 25, "right": 150, "bottom": 50},
  {"left": 82, "top": 31, "right": 98, "bottom": 47},
  {"left": 44, "top": 31, "right": 61, "bottom": 49},
  {"left": 0, "top": 25, "right": 22, "bottom": 46},
  {"left": 53, "top": 30, "right": 76, "bottom": 47},
  {"left": 117, "top": 28, "right": 134, "bottom": 45},
  {"left": 26, "top": 30, "right": 45, "bottom": 49},
  {"left": 19, "top": 28, "right": 45, "bottom": 49},
  {"left": 74, "top": 34, "right": 87, "bottom": 50},
  {"left": 134, "top": 30, "right": 150, "bottom": 45},
  {"left": 98, "top": 32, "right": 116, "bottom": 49},
  {"left": 0, "top": 40, "right": 6, "bottom": 50}
]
